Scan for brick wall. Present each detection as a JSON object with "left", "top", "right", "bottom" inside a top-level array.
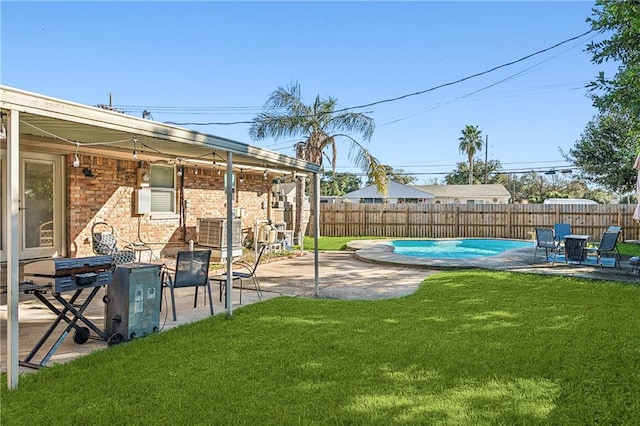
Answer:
[{"left": 68, "top": 155, "right": 273, "bottom": 258}]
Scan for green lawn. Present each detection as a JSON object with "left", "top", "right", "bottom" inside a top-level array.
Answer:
[
  {"left": 303, "top": 235, "right": 383, "bottom": 250},
  {"left": 2, "top": 271, "right": 639, "bottom": 425}
]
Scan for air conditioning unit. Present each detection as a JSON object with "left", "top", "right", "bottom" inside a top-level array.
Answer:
[
  {"left": 134, "top": 188, "right": 151, "bottom": 214},
  {"left": 197, "top": 218, "right": 243, "bottom": 248},
  {"left": 197, "top": 218, "right": 244, "bottom": 262}
]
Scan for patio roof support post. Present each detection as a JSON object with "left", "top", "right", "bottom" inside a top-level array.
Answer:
[
  {"left": 313, "top": 171, "right": 320, "bottom": 297},
  {"left": 225, "top": 152, "right": 234, "bottom": 317},
  {"left": 6, "top": 109, "right": 20, "bottom": 389}
]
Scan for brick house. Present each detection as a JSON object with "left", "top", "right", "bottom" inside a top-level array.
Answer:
[{"left": 1, "top": 85, "right": 321, "bottom": 263}]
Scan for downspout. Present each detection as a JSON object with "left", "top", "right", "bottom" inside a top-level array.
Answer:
[
  {"left": 179, "top": 166, "right": 186, "bottom": 242},
  {"left": 225, "top": 152, "right": 234, "bottom": 316}
]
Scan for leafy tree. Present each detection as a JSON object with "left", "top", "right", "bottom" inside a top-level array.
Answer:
[
  {"left": 586, "top": 1, "right": 640, "bottom": 119},
  {"left": 566, "top": 109, "right": 639, "bottom": 194},
  {"left": 573, "top": 2, "right": 640, "bottom": 198},
  {"left": 388, "top": 166, "right": 417, "bottom": 185},
  {"left": 444, "top": 159, "right": 502, "bottom": 185},
  {"left": 365, "top": 165, "right": 418, "bottom": 185},
  {"left": 249, "top": 81, "right": 387, "bottom": 240},
  {"left": 321, "top": 172, "right": 361, "bottom": 196},
  {"left": 457, "top": 125, "right": 483, "bottom": 185},
  {"left": 502, "top": 172, "right": 608, "bottom": 204}
]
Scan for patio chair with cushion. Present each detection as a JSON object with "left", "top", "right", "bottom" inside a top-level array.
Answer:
[
  {"left": 91, "top": 221, "right": 136, "bottom": 265},
  {"left": 161, "top": 250, "right": 214, "bottom": 321},
  {"left": 533, "top": 227, "right": 561, "bottom": 264}
]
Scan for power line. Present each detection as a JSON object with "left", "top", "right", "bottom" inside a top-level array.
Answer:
[
  {"left": 162, "top": 29, "right": 595, "bottom": 126},
  {"left": 326, "top": 166, "right": 580, "bottom": 178}
]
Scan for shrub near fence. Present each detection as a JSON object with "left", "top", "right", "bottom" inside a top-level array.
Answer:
[{"left": 309, "top": 203, "right": 640, "bottom": 241}]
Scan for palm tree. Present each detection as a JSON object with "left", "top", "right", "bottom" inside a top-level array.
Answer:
[
  {"left": 458, "top": 125, "right": 483, "bottom": 185},
  {"left": 249, "top": 81, "right": 387, "bottom": 243}
]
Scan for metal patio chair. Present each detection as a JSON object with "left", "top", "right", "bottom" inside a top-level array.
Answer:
[
  {"left": 553, "top": 223, "right": 571, "bottom": 244},
  {"left": 533, "top": 227, "right": 561, "bottom": 264},
  {"left": 211, "top": 244, "right": 266, "bottom": 307},
  {"left": 586, "top": 231, "right": 621, "bottom": 268},
  {"left": 161, "top": 250, "right": 214, "bottom": 321}
]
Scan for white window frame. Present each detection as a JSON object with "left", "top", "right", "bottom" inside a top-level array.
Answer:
[{"left": 150, "top": 164, "right": 176, "bottom": 214}]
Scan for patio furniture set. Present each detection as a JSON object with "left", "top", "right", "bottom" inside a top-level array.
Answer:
[{"left": 533, "top": 224, "right": 622, "bottom": 268}]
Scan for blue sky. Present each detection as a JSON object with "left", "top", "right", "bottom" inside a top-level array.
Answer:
[{"left": 1, "top": 1, "right": 617, "bottom": 183}]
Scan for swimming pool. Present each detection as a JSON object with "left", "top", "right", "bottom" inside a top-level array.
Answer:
[{"left": 389, "top": 239, "right": 532, "bottom": 259}]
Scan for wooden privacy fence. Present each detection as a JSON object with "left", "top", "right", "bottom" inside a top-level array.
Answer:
[{"left": 309, "top": 203, "right": 640, "bottom": 241}]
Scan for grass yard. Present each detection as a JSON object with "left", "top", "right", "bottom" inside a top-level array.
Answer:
[
  {"left": 2, "top": 270, "right": 639, "bottom": 425},
  {"left": 303, "top": 235, "right": 382, "bottom": 251}
]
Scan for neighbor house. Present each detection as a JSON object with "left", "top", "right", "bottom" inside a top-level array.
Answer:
[
  {"left": 414, "top": 184, "right": 511, "bottom": 204},
  {"left": 341, "top": 181, "right": 511, "bottom": 204}
]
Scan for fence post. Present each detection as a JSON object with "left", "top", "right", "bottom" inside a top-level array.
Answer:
[
  {"left": 363, "top": 204, "right": 367, "bottom": 236},
  {"left": 405, "top": 204, "right": 410, "bottom": 237}
]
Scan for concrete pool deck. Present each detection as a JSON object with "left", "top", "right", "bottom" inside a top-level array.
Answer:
[{"left": 349, "top": 239, "right": 640, "bottom": 283}]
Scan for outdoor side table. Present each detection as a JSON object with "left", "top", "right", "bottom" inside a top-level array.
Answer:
[{"left": 564, "top": 234, "right": 590, "bottom": 263}]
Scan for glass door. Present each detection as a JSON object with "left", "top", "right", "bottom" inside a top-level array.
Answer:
[{"left": 19, "top": 153, "right": 64, "bottom": 259}]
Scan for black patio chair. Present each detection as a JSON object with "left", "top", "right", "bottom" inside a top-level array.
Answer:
[
  {"left": 211, "top": 244, "right": 266, "bottom": 307},
  {"left": 161, "top": 250, "right": 214, "bottom": 321}
]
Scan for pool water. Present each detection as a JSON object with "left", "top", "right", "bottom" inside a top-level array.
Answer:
[{"left": 390, "top": 239, "right": 532, "bottom": 259}]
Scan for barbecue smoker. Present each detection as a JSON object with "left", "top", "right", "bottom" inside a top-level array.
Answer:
[
  {"left": 21, "top": 255, "right": 117, "bottom": 368},
  {"left": 104, "top": 263, "right": 162, "bottom": 342}
]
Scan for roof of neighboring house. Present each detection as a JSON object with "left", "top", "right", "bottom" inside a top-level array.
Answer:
[
  {"left": 412, "top": 184, "right": 511, "bottom": 199},
  {"left": 343, "top": 181, "right": 435, "bottom": 199},
  {"left": 543, "top": 198, "right": 598, "bottom": 205}
]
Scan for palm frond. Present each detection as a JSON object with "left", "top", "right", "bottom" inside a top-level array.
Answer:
[
  {"left": 326, "top": 112, "right": 375, "bottom": 141},
  {"left": 338, "top": 134, "right": 388, "bottom": 195}
]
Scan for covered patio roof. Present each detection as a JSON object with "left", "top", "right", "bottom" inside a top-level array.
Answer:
[{"left": 0, "top": 85, "right": 321, "bottom": 175}]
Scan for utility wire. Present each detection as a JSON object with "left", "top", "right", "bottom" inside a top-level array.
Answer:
[
  {"left": 163, "top": 29, "right": 595, "bottom": 126},
  {"left": 336, "top": 30, "right": 594, "bottom": 113}
]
